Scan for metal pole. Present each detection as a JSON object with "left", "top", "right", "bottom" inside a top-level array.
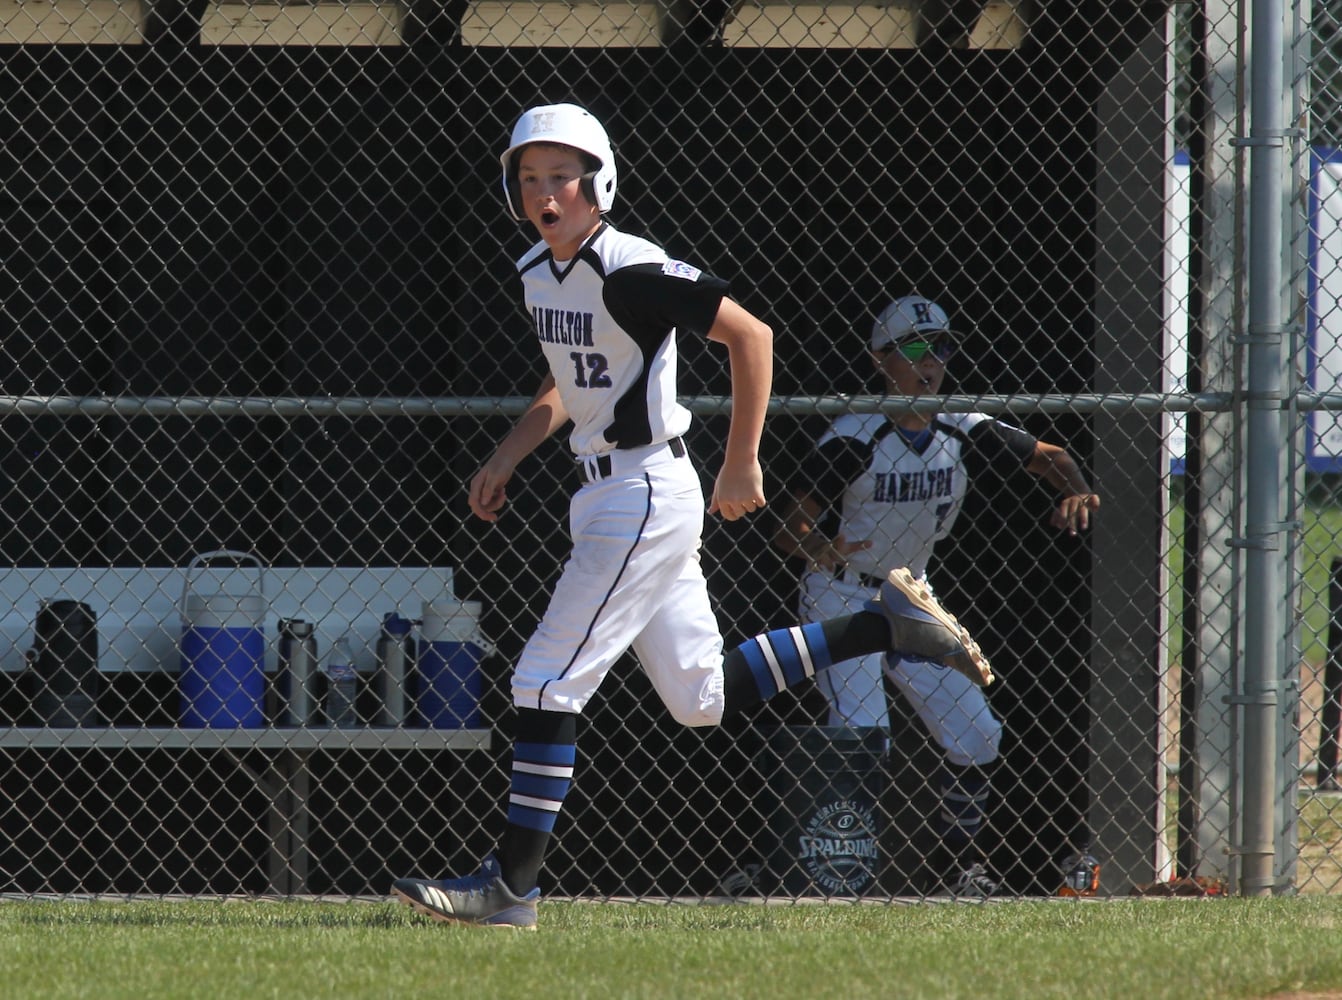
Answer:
[{"left": 1236, "top": 0, "right": 1286, "bottom": 896}]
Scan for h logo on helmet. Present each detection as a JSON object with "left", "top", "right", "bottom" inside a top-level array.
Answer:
[
  {"left": 530, "top": 112, "right": 557, "bottom": 136},
  {"left": 911, "top": 301, "right": 934, "bottom": 326}
]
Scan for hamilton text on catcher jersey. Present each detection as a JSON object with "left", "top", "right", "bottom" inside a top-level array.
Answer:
[{"left": 797, "top": 411, "right": 1038, "bottom": 580}]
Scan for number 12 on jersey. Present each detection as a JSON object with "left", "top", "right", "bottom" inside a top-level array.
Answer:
[{"left": 569, "top": 352, "right": 612, "bottom": 388}]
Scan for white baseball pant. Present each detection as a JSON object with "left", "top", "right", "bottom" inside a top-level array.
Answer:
[{"left": 512, "top": 439, "right": 727, "bottom": 726}]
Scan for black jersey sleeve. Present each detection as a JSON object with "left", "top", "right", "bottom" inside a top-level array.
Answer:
[
  {"left": 792, "top": 435, "right": 870, "bottom": 511},
  {"left": 963, "top": 417, "right": 1039, "bottom": 470},
  {"left": 604, "top": 263, "right": 731, "bottom": 349}
]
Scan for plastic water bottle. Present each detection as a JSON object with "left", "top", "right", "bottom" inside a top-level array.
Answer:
[{"left": 324, "top": 634, "right": 359, "bottom": 728}]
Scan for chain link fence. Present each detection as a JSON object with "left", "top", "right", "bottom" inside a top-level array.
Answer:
[{"left": 0, "top": 0, "right": 1332, "bottom": 900}]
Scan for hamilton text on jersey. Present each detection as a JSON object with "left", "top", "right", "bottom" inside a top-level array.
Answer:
[
  {"left": 871, "top": 467, "right": 957, "bottom": 504},
  {"left": 532, "top": 306, "right": 596, "bottom": 347}
]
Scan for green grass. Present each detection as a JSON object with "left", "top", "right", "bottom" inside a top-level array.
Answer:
[
  {"left": 5, "top": 898, "right": 1342, "bottom": 1000},
  {"left": 1165, "top": 479, "right": 1342, "bottom": 667},
  {"left": 1299, "top": 790, "right": 1342, "bottom": 894}
]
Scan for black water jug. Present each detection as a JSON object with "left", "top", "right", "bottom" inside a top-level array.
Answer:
[{"left": 26, "top": 599, "right": 99, "bottom": 727}]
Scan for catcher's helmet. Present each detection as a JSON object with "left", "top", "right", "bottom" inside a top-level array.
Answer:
[
  {"left": 500, "top": 104, "right": 617, "bottom": 221},
  {"left": 870, "top": 295, "right": 956, "bottom": 351}
]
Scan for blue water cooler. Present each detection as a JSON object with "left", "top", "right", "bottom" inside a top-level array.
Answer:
[
  {"left": 178, "top": 550, "right": 267, "bottom": 728},
  {"left": 415, "top": 598, "right": 484, "bottom": 728}
]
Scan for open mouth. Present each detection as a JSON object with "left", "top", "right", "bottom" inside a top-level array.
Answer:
[{"left": 540, "top": 209, "right": 559, "bottom": 226}]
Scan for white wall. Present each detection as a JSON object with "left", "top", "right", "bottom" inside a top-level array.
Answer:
[
  {"left": 2, "top": 563, "right": 457, "bottom": 675},
  {"left": 1166, "top": 149, "right": 1342, "bottom": 472},
  {"left": 1311, "top": 152, "right": 1342, "bottom": 468}
]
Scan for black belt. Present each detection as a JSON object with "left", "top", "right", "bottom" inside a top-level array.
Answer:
[
  {"left": 580, "top": 437, "right": 686, "bottom": 485},
  {"left": 835, "top": 567, "right": 886, "bottom": 589}
]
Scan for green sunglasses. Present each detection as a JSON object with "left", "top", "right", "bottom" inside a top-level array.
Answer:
[{"left": 882, "top": 336, "right": 955, "bottom": 363}]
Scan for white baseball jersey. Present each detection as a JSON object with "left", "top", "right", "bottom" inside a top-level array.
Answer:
[
  {"left": 515, "top": 221, "right": 726, "bottom": 457},
  {"left": 803, "top": 411, "right": 1037, "bottom": 580},
  {"left": 510, "top": 221, "right": 734, "bottom": 720}
]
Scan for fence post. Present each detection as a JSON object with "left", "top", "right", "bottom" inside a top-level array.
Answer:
[{"left": 1233, "top": 0, "right": 1287, "bottom": 898}]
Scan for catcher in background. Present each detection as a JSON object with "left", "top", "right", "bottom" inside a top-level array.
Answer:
[{"left": 773, "top": 294, "right": 1100, "bottom": 897}]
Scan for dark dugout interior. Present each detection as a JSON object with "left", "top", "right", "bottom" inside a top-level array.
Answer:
[{"left": 0, "top": 1, "right": 1164, "bottom": 895}]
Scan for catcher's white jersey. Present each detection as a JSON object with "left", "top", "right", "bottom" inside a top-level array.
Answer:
[
  {"left": 516, "top": 221, "right": 727, "bottom": 457},
  {"left": 808, "top": 411, "right": 1035, "bottom": 580}
]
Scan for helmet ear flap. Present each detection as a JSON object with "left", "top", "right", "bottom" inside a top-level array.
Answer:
[
  {"left": 579, "top": 171, "right": 598, "bottom": 207},
  {"left": 505, "top": 158, "right": 524, "bottom": 219}
]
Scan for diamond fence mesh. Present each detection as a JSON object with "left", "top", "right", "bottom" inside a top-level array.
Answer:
[{"left": 0, "top": 0, "right": 1331, "bottom": 900}]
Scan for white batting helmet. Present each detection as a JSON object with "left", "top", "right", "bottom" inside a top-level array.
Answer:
[
  {"left": 870, "top": 295, "right": 955, "bottom": 351},
  {"left": 500, "top": 104, "right": 617, "bottom": 221}
]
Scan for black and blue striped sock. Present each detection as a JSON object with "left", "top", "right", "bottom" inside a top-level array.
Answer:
[
  {"left": 497, "top": 708, "right": 577, "bottom": 895},
  {"left": 722, "top": 612, "right": 887, "bottom": 716}
]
